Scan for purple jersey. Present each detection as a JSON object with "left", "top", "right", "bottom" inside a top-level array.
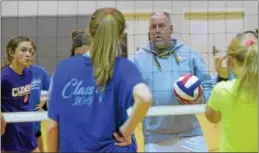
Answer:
[{"left": 1, "top": 66, "right": 37, "bottom": 152}]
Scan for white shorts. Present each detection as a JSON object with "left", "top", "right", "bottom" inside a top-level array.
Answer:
[{"left": 145, "top": 136, "right": 208, "bottom": 152}]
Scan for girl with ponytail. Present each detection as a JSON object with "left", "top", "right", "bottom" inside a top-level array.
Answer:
[
  {"left": 206, "top": 33, "right": 258, "bottom": 152},
  {"left": 47, "top": 8, "right": 152, "bottom": 152}
]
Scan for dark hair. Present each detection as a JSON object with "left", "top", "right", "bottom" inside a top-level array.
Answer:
[
  {"left": 71, "top": 29, "right": 91, "bottom": 56},
  {"left": 2, "top": 36, "right": 36, "bottom": 69},
  {"left": 120, "top": 33, "right": 128, "bottom": 58},
  {"left": 89, "top": 8, "right": 126, "bottom": 88}
]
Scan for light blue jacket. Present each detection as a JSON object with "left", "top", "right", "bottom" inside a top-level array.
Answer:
[{"left": 129, "top": 39, "right": 213, "bottom": 144}]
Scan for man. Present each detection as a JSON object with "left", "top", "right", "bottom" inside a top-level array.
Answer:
[{"left": 130, "top": 11, "right": 213, "bottom": 152}]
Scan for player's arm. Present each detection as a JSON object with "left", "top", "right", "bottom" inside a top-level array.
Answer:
[
  {"left": 1, "top": 77, "right": 7, "bottom": 135},
  {"left": 192, "top": 51, "right": 213, "bottom": 104},
  {"left": 205, "top": 83, "right": 222, "bottom": 124},
  {"left": 41, "top": 68, "right": 51, "bottom": 110},
  {"left": 115, "top": 85, "right": 152, "bottom": 147},
  {"left": 205, "top": 105, "right": 221, "bottom": 124},
  {"left": 47, "top": 119, "right": 59, "bottom": 152},
  {"left": 114, "top": 60, "right": 152, "bottom": 147},
  {"left": 42, "top": 68, "right": 51, "bottom": 90},
  {"left": 1, "top": 113, "right": 6, "bottom": 136},
  {"left": 47, "top": 73, "right": 59, "bottom": 152},
  {"left": 213, "top": 55, "right": 235, "bottom": 84},
  {"left": 128, "top": 54, "right": 146, "bottom": 151},
  {"left": 120, "top": 83, "right": 152, "bottom": 136}
]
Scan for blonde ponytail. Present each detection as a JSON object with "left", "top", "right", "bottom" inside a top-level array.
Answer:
[
  {"left": 237, "top": 44, "right": 258, "bottom": 101},
  {"left": 89, "top": 8, "right": 126, "bottom": 88},
  {"left": 228, "top": 36, "right": 258, "bottom": 102}
]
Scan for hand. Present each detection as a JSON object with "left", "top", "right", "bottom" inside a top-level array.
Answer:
[
  {"left": 34, "top": 99, "right": 47, "bottom": 111},
  {"left": 35, "top": 106, "right": 44, "bottom": 111},
  {"left": 214, "top": 56, "right": 229, "bottom": 79},
  {"left": 113, "top": 125, "right": 132, "bottom": 147}
]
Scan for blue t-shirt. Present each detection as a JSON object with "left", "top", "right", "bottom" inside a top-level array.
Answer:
[
  {"left": 1, "top": 66, "right": 37, "bottom": 152},
  {"left": 48, "top": 55, "right": 143, "bottom": 152},
  {"left": 30, "top": 65, "right": 50, "bottom": 132}
]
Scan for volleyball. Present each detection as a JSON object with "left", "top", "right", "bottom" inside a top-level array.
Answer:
[{"left": 173, "top": 74, "right": 203, "bottom": 104}]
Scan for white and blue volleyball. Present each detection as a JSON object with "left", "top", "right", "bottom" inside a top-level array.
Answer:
[{"left": 173, "top": 74, "right": 203, "bottom": 103}]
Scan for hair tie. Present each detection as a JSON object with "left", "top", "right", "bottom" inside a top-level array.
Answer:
[
  {"left": 245, "top": 39, "right": 256, "bottom": 48},
  {"left": 104, "top": 8, "right": 115, "bottom": 15}
]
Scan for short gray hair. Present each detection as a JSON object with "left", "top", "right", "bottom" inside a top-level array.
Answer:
[{"left": 149, "top": 11, "right": 171, "bottom": 24}]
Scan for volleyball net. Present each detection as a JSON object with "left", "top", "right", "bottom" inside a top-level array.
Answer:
[
  {"left": 3, "top": 104, "right": 206, "bottom": 123},
  {"left": 1, "top": 0, "right": 257, "bottom": 141},
  {"left": 1, "top": 1, "right": 257, "bottom": 152}
]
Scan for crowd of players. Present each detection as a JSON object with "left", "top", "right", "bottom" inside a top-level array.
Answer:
[{"left": 1, "top": 8, "right": 258, "bottom": 152}]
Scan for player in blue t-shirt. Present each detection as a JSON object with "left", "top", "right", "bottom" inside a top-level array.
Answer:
[
  {"left": 27, "top": 47, "right": 50, "bottom": 152},
  {"left": 47, "top": 8, "right": 153, "bottom": 152},
  {"left": 1, "top": 36, "right": 39, "bottom": 152},
  {"left": 70, "top": 29, "right": 91, "bottom": 56}
]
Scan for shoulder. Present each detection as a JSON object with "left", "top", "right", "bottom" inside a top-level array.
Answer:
[
  {"left": 23, "top": 67, "right": 33, "bottom": 77},
  {"left": 30, "top": 64, "right": 47, "bottom": 71},
  {"left": 182, "top": 45, "right": 201, "bottom": 58},
  {"left": 115, "top": 57, "right": 140, "bottom": 75},
  {"left": 1, "top": 67, "right": 11, "bottom": 77},
  {"left": 115, "top": 57, "right": 136, "bottom": 69},
  {"left": 1, "top": 67, "right": 11, "bottom": 82},
  {"left": 175, "top": 39, "right": 202, "bottom": 58},
  {"left": 30, "top": 65, "right": 48, "bottom": 74},
  {"left": 134, "top": 48, "right": 150, "bottom": 56},
  {"left": 58, "top": 56, "right": 84, "bottom": 69},
  {"left": 129, "top": 43, "right": 152, "bottom": 62},
  {"left": 212, "top": 79, "right": 236, "bottom": 95},
  {"left": 113, "top": 57, "right": 143, "bottom": 87},
  {"left": 54, "top": 56, "right": 86, "bottom": 77},
  {"left": 179, "top": 44, "right": 206, "bottom": 66}
]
